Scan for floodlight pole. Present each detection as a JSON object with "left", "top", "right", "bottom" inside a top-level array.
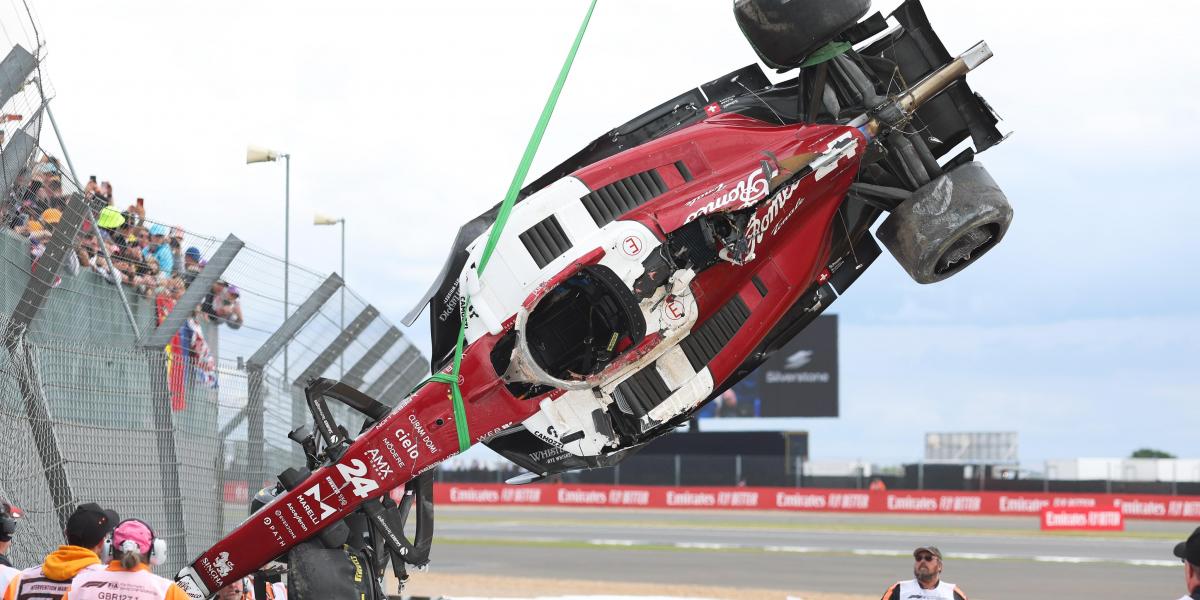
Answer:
[
  {"left": 339, "top": 218, "right": 345, "bottom": 376},
  {"left": 284, "top": 153, "right": 291, "bottom": 385}
]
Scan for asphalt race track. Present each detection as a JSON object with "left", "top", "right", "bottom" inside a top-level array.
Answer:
[{"left": 429, "top": 506, "right": 1186, "bottom": 599}]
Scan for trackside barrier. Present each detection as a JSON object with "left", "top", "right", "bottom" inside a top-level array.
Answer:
[
  {"left": 431, "top": 483, "right": 1200, "bottom": 521},
  {"left": 1040, "top": 506, "right": 1124, "bottom": 531}
]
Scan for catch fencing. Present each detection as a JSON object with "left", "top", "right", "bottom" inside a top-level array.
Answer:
[{"left": 0, "top": 146, "right": 429, "bottom": 574}]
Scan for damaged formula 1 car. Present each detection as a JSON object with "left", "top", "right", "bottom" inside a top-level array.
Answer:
[{"left": 175, "top": 0, "right": 1011, "bottom": 597}]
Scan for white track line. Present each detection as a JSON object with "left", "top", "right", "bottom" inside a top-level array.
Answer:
[{"left": 569, "top": 538, "right": 1174, "bottom": 568}]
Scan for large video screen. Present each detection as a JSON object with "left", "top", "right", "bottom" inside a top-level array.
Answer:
[{"left": 697, "top": 314, "right": 838, "bottom": 420}]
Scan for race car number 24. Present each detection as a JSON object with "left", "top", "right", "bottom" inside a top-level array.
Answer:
[{"left": 337, "top": 458, "right": 379, "bottom": 499}]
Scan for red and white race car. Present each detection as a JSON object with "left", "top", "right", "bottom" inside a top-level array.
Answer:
[{"left": 176, "top": 1, "right": 1011, "bottom": 597}]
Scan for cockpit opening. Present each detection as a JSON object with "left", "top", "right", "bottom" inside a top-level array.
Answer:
[{"left": 524, "top": 265, "right": 646, "bottom": 381}]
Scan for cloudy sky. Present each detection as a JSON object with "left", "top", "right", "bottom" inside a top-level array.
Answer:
[{"left": 14, "top": 1, "right": 1198, "bottom": 465}]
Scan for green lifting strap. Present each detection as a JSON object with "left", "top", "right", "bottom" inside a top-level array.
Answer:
[
  {"left": 799, "top": 41, "right": 851, "bottom": 68},
  {"left": 424, "top": 0, "right": 599, "bottom": 454}
]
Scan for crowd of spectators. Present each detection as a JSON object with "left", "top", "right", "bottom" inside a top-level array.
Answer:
[{"left": 0, "top": 154, "right": 245, "bottom": 329}]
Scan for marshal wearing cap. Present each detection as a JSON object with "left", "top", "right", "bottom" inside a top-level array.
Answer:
[
  {"left": 880, "top": 545, "right": 967, "bottom": 600},
  {"left": 1173, "top": 526, "right": 1200, "bottom": 600}
]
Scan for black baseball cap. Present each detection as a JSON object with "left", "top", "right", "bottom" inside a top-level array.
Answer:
[
  {"left": 65, "top": 503, "right": 119, "bottom": 549},
  {"left": 1174, "top": 526, "right": 1200, "bottom": 565},
  {"left": 1, "top": 502, "right": 22, "bottom": 542}
]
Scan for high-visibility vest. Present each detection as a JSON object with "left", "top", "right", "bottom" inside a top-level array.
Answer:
[
  {"left": 66, "top": 566, "right": 186, "bottom": 600},
  {"left": 881, "top": 579, "right": 967, "bottom": 600},
  {"left": 0, "top": 565, "right": 18, "bottom": 596},
  {"left": 5, "top": 564, "right": 103, "bottom": 600}
]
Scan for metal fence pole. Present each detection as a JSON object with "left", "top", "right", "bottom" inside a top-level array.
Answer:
[
  {"left": 918, "top": 461, "right": 925, "bottom": 490},
  {"left": 1, "top": 121, "right": 38, "bottom": 192},
  {"left": 363, "top": 345, "right": 423, "bottom": 400},
  {"left": 245, "top": 274, "right": 342, "bottom": 486},
  {"left": 674, "top": 455, "right": 681, "bottom": 487},
  {"left": 290, "top": 305, "right": 379, "bottom": 434},
  {"left": 244, "top": 366, "right": 268, "bottom": 490},
  {"left": 0, "top": 44, "right": 36, "bottom": 111},
  {"left": 144, "top": 354, "right": 186, "bottom": 558},
  {"left": 291, "top": 305, "right": 378, "bottom": 389},
  {"left": 136, "top": 236, "right": 242, "bottom": 561},
  {"left": 1, "top": 190, "right": 89, "bottom": 528},
  {"left": 735, "top": 455, "right": 743, "bottom": 486},
  {"left": 43, "top": 102, "right": 143, "bottom": 339},
  {"left": 378, "top": 358, "right": 430, "bottom": 408},
  {"left": 341, "top": 327, "right": 401, "bottom": 390},
  {"left": 140, "top": 235, "right": 243, "bottom": 348}
]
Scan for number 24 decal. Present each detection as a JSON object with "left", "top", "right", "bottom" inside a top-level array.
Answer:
[{"left": 336, "top": 459, "right": 379, "bottom": 499}]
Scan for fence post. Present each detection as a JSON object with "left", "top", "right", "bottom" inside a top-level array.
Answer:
[
  {"left": 291, "top": 305, "right": 379, "bottom": 431},
  {"left": 245, "top": 274, "right": 342, "bottom": 487},
  {"left": 378, "top": 358, "right": 430, "bottom": 408},
  {"left": 674, "top": 455, "right": 682, "bottom": 487},
  {"left": 137, "top": 235, "right": 242, "bottom": 563},
  {"left": 1, "top": 190, "right": 90, "bottom": 529},
  {"left": 1, "top": 129, "right": 37, "bottom": 195},
  {"left": 139, "top": 235, "right": 243, "bottom": 348},
  {"left": 292, "top": 305, "right": 378, "bottom": 389},
  {"left": 42, "top": 101, "right": 145, "bottom": 339},
  {"left": 735, "top": 455, "right": 743, "bottom": 486},
  {"left": 364, "top": 345, "right": 423, "bottom": 400},
  {"left": 341, "top": 326, "right": 402, "bottom": 390},
  {"left": 0, "top": 44, "right": 36, "bottom": 123},
  {"left": 918, "top": 461, "right": 925, "bottom": 490},
  {"left": 142, "top": 353, "right": 187, "bottom": 562}
]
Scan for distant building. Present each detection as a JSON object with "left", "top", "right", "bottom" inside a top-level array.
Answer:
[
  {"left": 1045, "top": 458, "right": 1200, "bottom": 482},
  {"left": 924, "top": 431, "right": 1018, "bottom": 465}
]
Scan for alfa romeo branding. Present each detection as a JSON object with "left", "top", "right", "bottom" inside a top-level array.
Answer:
[
  {"left": 684, "top": 169, "right": 769, "bottom": 224},
  {"left": 742, "top": 180, "right": 802, "bottom": 263}
]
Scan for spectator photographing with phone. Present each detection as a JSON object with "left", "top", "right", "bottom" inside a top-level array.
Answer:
[{"left": 216, "top": 285, "right": 244, "bottom": 329}]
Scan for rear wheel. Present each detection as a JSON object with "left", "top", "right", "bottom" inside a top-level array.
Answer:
[{"left": 877, "top": 161, "right": 1012, "bottom": 284}]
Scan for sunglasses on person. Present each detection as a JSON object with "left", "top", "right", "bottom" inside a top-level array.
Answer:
[{"left": 915, "top": 554, "right": 938, "bottom": 562}]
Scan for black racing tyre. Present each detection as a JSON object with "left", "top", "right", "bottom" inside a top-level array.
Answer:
[
  {"left": 876, "top": 161, "right": 1012, "bottom": 284},
  {"left": 734, "top": 0, "right": 872, "bottom": 69}
]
